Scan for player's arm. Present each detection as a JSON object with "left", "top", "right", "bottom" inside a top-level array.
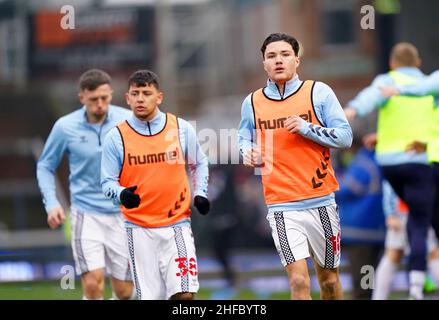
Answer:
[
  {"left": 180, "top": 119, "right": 210, "bottom": 215},
  {"left": 36, "top": 120, "right": 67, "bottom": 228},
  {"left": 286, "top": 81, "right": 352, "bottom": 149},
  {"left": 344, "top": 74, "right": 392, "bottom": 121},
  {"left": 101, "top": 128, "right": 126, "bottom": 205},
  {"left": 398, "top": 70, "right": 439, "bottom": 97},
  {"left": 237, "top": 94, "right": 261, "bottom": 167}
]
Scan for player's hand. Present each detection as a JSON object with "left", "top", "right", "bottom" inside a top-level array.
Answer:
[
  {"left": 406, "top": 141, "right": 427, "bottom": 153},
  {"left": 284, "top": 115, "right": 302, "bottom": 134},
  {"left": 47, "top": 206, "right": 66, "bottom": 229},
  {"left": 362, "top": 133, "right": 377, "bottom": 150},
  {"left": 344, "top": 108, "right": 357, "bottom": 123},
  {"left": 386, "top": 215, "right": 402, "bottom": 231},
  {"left": 120, "top": 186, "right": 141, "bottom": 209},
  {"left": 243, "top": 149, "right": 264, "bottom": 168},
  {"left": 194, "top": 196, "right": 210, "bottom": 215},
  {"left": 380, "top": 86, "right": 400, "bottom": 98}
]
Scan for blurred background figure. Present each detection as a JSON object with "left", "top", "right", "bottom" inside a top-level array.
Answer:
[
  {"left": 336, "top": 133, "right": 385, "bottom": 300},
  {"left": 373, "top": 181, "right": 439, "bottom": 300},
  {"left": 344, "top": 42, "right": 436, "bottom": 299},
  {"left": 208, "top": 164, "right": 239, "bottom": 299}
]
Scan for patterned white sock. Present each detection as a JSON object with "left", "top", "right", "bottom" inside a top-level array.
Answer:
[{"left": 372, "top": 255, "right": 398, "bottom": 300}]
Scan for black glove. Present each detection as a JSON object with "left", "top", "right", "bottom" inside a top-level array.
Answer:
[
  {"left": 120, "top": 186, "right": 141, "bottom": 209},
  {"left": 194, "top": 195, "right": 210, "bottom": 215}
]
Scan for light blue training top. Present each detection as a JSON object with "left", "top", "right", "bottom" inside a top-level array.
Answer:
[
  {"left": 397, "top": 69, "right": 439, "bottom": 106},
  {"left": 37, "top": 105, "right": 132, "bottom": 214},
  {"left": 238, "top": 74, "right": 352, "bottom": 213},
  {"left": 101, "top": 110, "right": 209, "bottom": 228},
  {"left": 347, "top": 67, "right": 429, "bottom": 166}
]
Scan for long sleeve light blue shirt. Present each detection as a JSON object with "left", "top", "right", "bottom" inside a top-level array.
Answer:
[
  {"left": 347, "top": 67, "right": 429, "bottom": 166},
  {"left": 397, "top": 69, "right": 439, "bottom": 106},
  {"left": 238, "top": 74, "right": 352, "bottom": 213},
  {"left": 101, "top": 110, "right": 209, "bottom": 211},
  {"left": 37, "top": 105, "right": 132, "bottom": 214}
]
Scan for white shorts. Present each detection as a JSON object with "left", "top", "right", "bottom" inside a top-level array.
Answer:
[
  {"left": 70, "top": 207, "right": 131, "bottom": 281},
  {"left": 385, "top": 215, "right": 438, "bottom": 253},
  {"left": 126, "top": 223, "right": 199, "bottom": 300},
  {"left": 267, "top": 204, "right": 341, "bottom": 269}
]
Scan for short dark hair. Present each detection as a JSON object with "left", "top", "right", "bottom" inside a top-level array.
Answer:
[
  {"left": 260, "top": 33, "right": 300, "bottom": 58},
  {"left": 78, "top": 69, "right": 111, "bottom": 91},
  {"left": 128, "top": 70, "right": 160, "bottom": 89}
]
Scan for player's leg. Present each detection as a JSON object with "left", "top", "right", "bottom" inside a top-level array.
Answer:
[
  {"left": 373, "top": 215, "right": 406, "bottom": 300},
  {"left": 126, "top": 227, "right": 166, "bottom": 300},
  {"left": 110, "top": 277, "right": 135, "bottom": 300},
  {"left": 267, "top": 210, "right": 312, "bottom": 299},
  {"left": 383, "top": 164, "right": 435, "bottom": 299},
  {"left": 306, "top": 204, "right": 342, "bottom": 300},
  {"left": 104, "top": 213, "right": 134, "bottom": 300},
  {"left": 70, "top": 208, "right": 107, "bottom": 299},
  {"left": 285, "top": 259, "right": 312, "bottom": 299},
  {"left": 431, "top": 163, "right": 439, "bottom": 239},
  {"left": 81, "top": 269, "right": 105, "bottom": 299},
  {"left": 427, "top": 227, "right": 439, "bottom": 285},
  {"left": 313, "top": 264, "right": 342, "bottom": 300},
  {"left": 373, "top": 248, "right": 403, "bottom": 300},
  {"left": 162, "top": 224, "right": 199, "bottom": 300}
]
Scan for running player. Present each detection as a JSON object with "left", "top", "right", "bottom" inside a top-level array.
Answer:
[
  {"left": 37, "top": 69, "right": 135, "bottom": 300},
  {"left": 101, "top": 69, "right": 209, "bottom": 300},
  {"left": 238, "top": 33, "right": 352, "bottom": 300}
]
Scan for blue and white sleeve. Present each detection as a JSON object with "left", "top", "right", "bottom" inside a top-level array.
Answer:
[
  {"left": 347, "top": 74, "right": 392, "bottom": 117},
  {"left": 36, "top": 120, "right": 67, "bottom": 213},
  {"left": 237, "top": 94, "right": 257, "bottom": 156},
  {"left": 100, "top": 128, "right": 125, "bottom": 205},
  {"left": 298, "top": 82, "right": 352, "bottom": 149},
  {"left": 181, "top": 120, "right": 209, "bottom": 198},
  {"left": 398, "top": 70, "right": 439, "bottom": 97}
]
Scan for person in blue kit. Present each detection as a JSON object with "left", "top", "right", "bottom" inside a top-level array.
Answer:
[
  {"left": 238, "top": 33, "right": 352, "bottom": 300},
  {"left": 36, "top": 69, "right": 135, "bottom": 300},
  {"left": 344, "top": 43, "right": 436, "bottom": 299},
  {"left": 336, "top": 135, "right": 386, "bottom": 300}
]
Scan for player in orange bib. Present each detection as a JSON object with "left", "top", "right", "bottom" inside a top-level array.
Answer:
[
  {"left": 238, "top": 33, "right": 352, "bottom": 299},
  {"left": 101, "top": 70, "right": 210, "bottom": 300}
]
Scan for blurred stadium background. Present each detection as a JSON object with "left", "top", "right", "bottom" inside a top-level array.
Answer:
[{"left": 0, "top": 0, "right": 438, "bottom": 299}]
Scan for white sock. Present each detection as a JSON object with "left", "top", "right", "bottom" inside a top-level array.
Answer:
[
  {"left": 110, "top": 292, "right": 119, "bottom": 300},
  {"left": 428, "top": 259, "right": 439, "bottom": 285},
  {"left": 372, "top": 255, "right": 398, "bottom": 300},
  {"left": 409, "top": 270, "right": 425, "bottom": 300},
  {"left": 129, "top": 288, "right": 138, "bottom": 300}
]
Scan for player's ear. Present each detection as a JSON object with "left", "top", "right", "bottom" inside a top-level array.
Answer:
[
  {"left": 78, "top": 91, "right": 85, "bottom": 104},
  {"left": 125, "top": 92, "right": 130, "bottom": 105},
  {"left": 157, "top": 91, "right": 164, "bottom": 105}
]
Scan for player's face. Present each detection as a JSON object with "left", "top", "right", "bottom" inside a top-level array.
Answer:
[
  {"left": 79, "top": 84, "right": 113, "bottom": 123},
  {"left": 125, "top": 84, "right": 163, "bottom": 121},
  {"left": 263, "top": 41, "right": 300, "bottom": 84}
]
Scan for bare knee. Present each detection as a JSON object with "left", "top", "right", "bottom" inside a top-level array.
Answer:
[
  {"left": 290, "top": 273, "right": 310, "bottom": 293},
  {"left": 320, "top": 275, "right": 339, "bottom": 295},
  {"left": 114, "top": 283, "right": 134, "bottom": 300},
  {"left": 170, "top": 292, "right": 194, "bottom": 300},
  {"left": 83, "top": 277, "right": 103, "bottom": 299}
]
